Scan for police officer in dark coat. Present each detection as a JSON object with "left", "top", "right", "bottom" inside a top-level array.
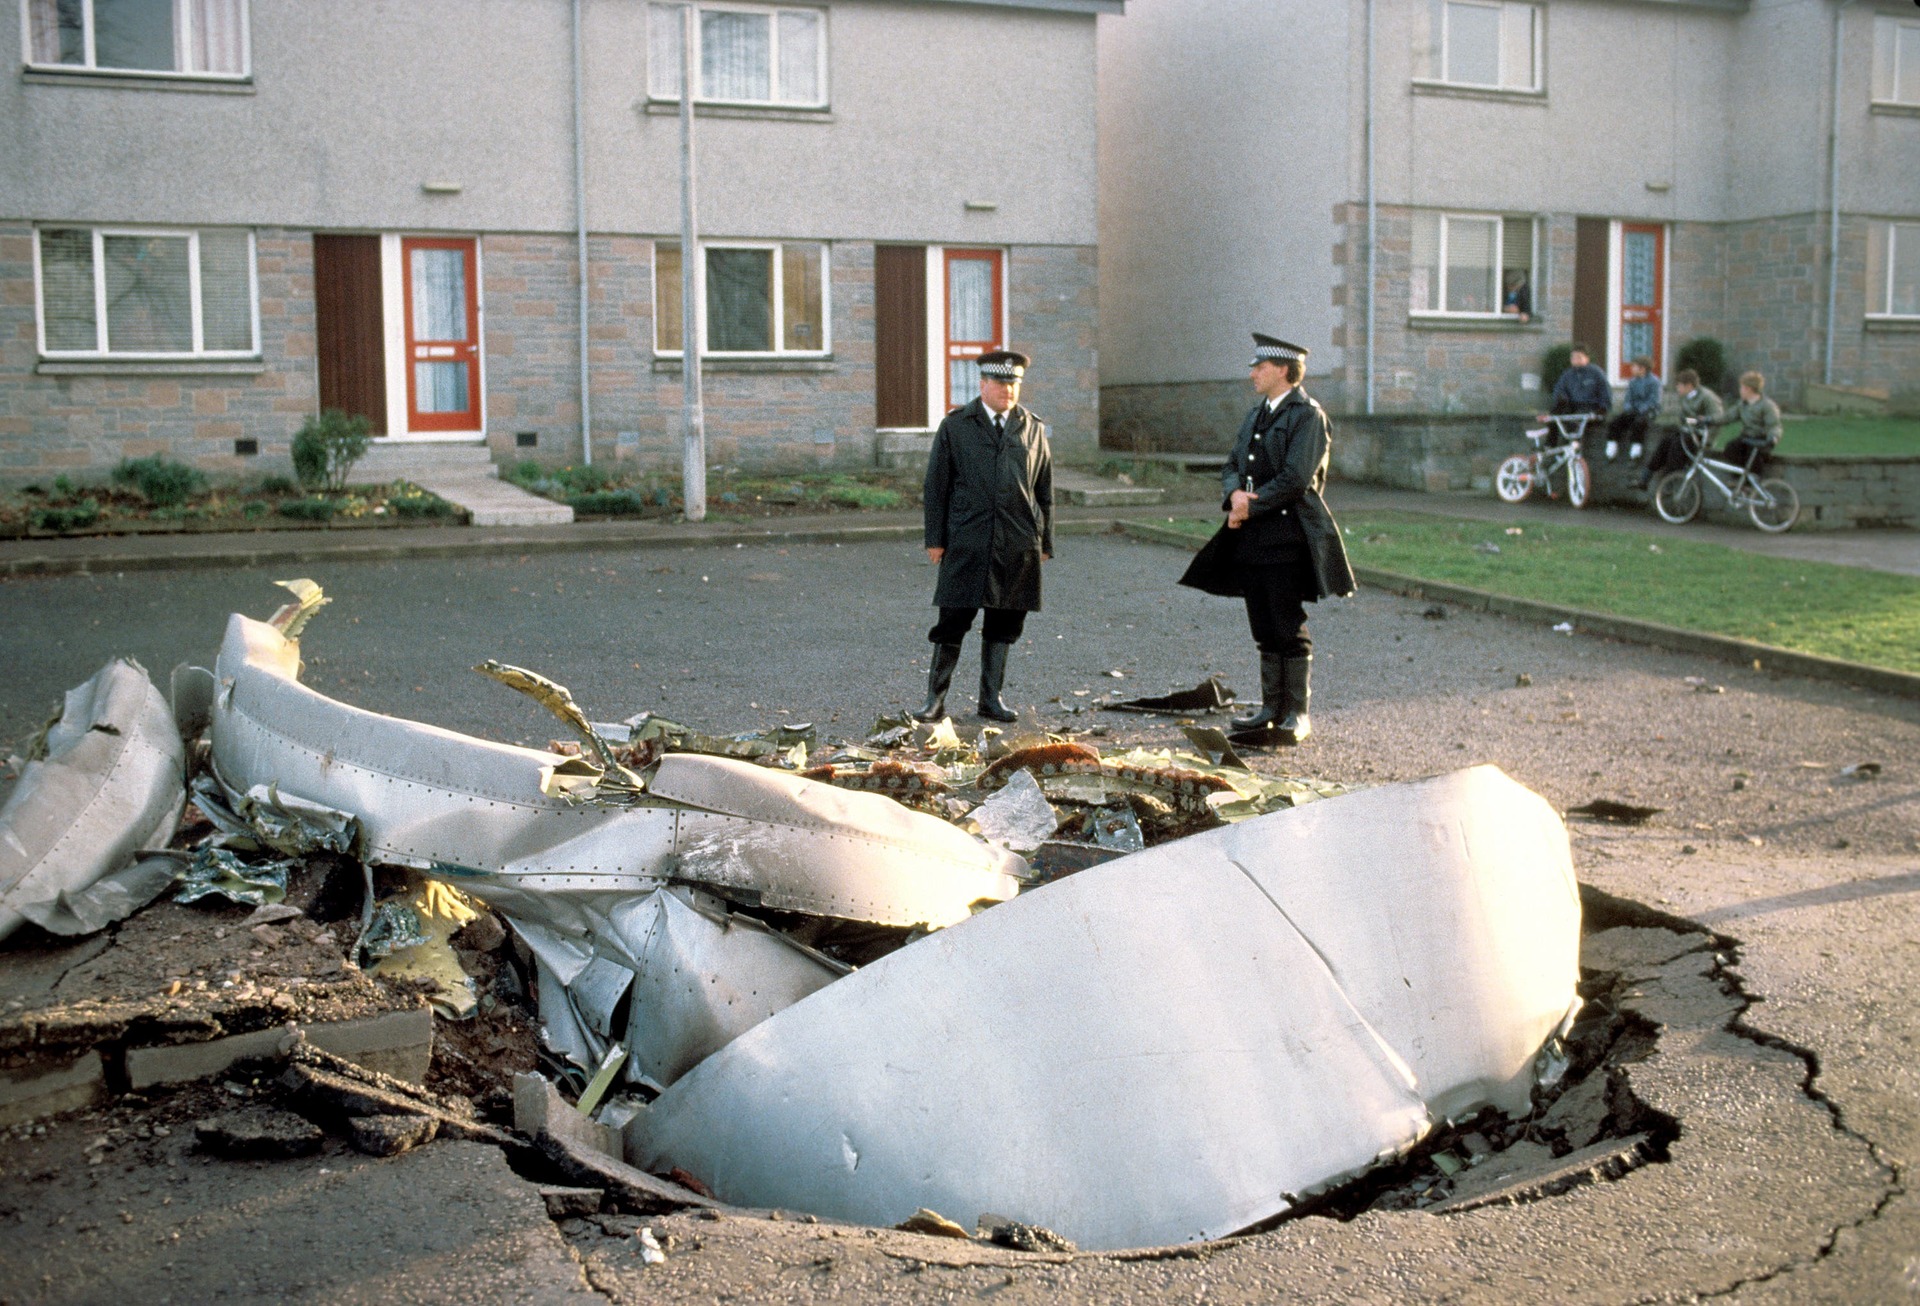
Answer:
[
  {"left": 912, "top": 350, "right": 1053, "bottom": 724},
  {"left": 1179, "top": 334, "right": 1355, "bottom": 745}
]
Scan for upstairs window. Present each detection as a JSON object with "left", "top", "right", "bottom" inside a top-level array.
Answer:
[
  {"left": 1872, "top": 15, "right": 1920, "bottom": 105},
  {"left": 1426, "top": 0, "right": 1539, "bottom": 92},
  {"left": 655, "top": 241, "right": 829, "bottom": 356},
  {"left": 1867, "top": 222, "right": 1920, "bottom": 318},
  {"left": 1410, "top": 212, "right": 1538, "bottom": 318},
  {"left": 36, "top": 226, "right": 257, "bottom": 357},
  {"left": 25, "top": 0, "right": 248, "bottom": 77},
  {"left": 647, "top": 3, "right": 825, "bottom": 106}
]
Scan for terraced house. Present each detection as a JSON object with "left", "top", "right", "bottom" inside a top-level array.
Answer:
[
  {"left": 1, "top": 0, "right": 1114, "bottom": 484},
  {"left": 1098, "top": 0, "right": 1920, "bottom": 441}
]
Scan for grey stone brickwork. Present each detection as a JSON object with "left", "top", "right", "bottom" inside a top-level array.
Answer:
[
  {"left": 0, "top": 225, "right": 315, "bottom": 484},
  {"left": 1, "top": 233, "right": 1100, "bottom": 481}
]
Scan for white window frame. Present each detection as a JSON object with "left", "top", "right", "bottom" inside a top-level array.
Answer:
[
  {"left": 33, "top": 225, "right": 260, "bottom": 359},
  {"left": 647, "top": 2, "right": 828, "bottom": 108},
  {"left": 1867, "top": 221, "right": 1920, "bottom": 320},
  {"left": 653, "top": 239, "right": 832, "bottom": 358},
  {"left": 1423, "top": 0, "right": 1540, "bottom": 93},
  {"left": 1409, "top": 211, "right": 1539, "bottom": 321},
  {"left": 1872, "top": 14, "right": 1920, "bottom": 107},
  {"left": 20, "top": 0, "right": 252, "bottom": 80}
]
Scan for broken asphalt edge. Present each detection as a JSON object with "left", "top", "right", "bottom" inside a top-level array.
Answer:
[{"left": 1119, "top": 520, "right": 1920, "bottom": 704}]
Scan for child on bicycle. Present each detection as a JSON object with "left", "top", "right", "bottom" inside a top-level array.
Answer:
[
  {"left": 1712, "top": 371, "right": 1783, "bottom": 485},
  {"left": 1636, "top": 369, "right": 1723, "bottom": 490}
]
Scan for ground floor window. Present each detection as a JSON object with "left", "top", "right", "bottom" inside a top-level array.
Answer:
[
  {"left": 1410, "top": 212, "right": 1537, "bottom": 319},
  {"left": 36, "top": 225, "right": 256, "bottom": 357},
  {"left": 1866, "top": 221, "right": 1920, "bottom": 318},
  {"left": 654, "top": 240, "right": 829, "bottom": 356}
]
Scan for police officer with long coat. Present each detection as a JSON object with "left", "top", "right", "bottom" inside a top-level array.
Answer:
[
  {"left": 912, "top": 350, "right": 1053, "bottom": 723},
  {"left": 1180, "top": 334, "right": 1354, "bottom": 745}
]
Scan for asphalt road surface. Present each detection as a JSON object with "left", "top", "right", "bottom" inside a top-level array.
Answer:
[
  {"left": 3, "top": 533, "right": 1918, "bottom": 1304},
  {"left": 4, "top": 531, "right": 1915, "bottom": 860}
]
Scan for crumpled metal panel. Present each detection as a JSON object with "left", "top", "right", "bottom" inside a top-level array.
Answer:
[
  {"left": 208, "top": 614, "right": 1021, "bottom": 926},
  {"left": 627, "top": 766, "right": 1581, "bottom": 1251},
  {"left": 0, "top": 659, "right": 185, "bottom": 942}
]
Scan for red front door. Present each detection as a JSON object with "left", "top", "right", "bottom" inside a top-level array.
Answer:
[
  {"left": 943, "top": 249, "right": 1003, "bottom": 411},
  {"left": 1618, "top": 224, "right": 1664, "bottom": 377},
  {"left": 402, "top": 237, "right": 481, "bottom": 431}
]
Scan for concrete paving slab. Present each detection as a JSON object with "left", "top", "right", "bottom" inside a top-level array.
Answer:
[
  {"left": 413, "top": 471, "right": 574, "bottom": 527},
  {"left": 125, "top": 1008, "right": 434, "bottom": 1090},
  {"left": 0, "top": 1050, "right": 105, "bottom": 1127},
  {"left": 1051, "top": 468, "right": 1165, "bottom": 507}
]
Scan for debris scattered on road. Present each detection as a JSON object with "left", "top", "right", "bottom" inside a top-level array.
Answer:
[
  {"left": 1102, "top": 676, "right": 1237, "bottom": 716},
  {"left": 1422, "top": 604, "right": 1448, "bottom": 619},
  {"left": 897, "top": 1208, "right": 972, "bottom": 1239},
  {"left": 1683, "top": 676, "right": 1725, "bottom": 694},
  {"left": 1552, "top": 621, "right": 1575, "bottom": 634},
  {"left": 193, "top": 1107, "right": 325, "bottom": 1160},
  {"left": 0, "top": 658, "right": 185, "bottom": 942},
  {"left": 1565, "top": 800, "right": 1663, "bottom": 825},
  {"left": 1839, "top": 762, "right": 1882, "bottom": 780}
]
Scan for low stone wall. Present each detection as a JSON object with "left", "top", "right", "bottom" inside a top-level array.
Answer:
[{"left": 1331, "top": 413, "right": 1920, "bottom": 532}]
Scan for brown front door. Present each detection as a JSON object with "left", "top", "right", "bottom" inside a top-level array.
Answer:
[
  {"left": 313, "top": 234, "right": 387, "bottom": 434},
  {"left": 1572, "top": 218, "right": 1610, "bottom": 372},
  {"left": 875, "top": 245, "right": 928, "bottom": 428}
]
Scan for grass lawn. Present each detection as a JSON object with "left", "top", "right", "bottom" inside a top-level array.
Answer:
[
  {"left": 1778, "top": 417, "right": 1920, "bottom": 459},
  {"left": 1160, "top": 511, "right": 1920, "bottom": 674}
]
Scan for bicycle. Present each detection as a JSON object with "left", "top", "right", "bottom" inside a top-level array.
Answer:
[
  {"left": 1495, "top": 413, "right": 1593, "bottom": 508},
  {"left": 1651, "top": 420, "right": 1799, "bottom": 533}
]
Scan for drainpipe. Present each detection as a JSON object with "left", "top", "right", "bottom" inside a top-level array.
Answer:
[
  {"left": 572, "top": 0, "right": 594, "bottom": 464},
  {"left": 1822, "top": 0, "right": 1853, "bottom": 387},
  {"left": 1364, "top": 0, "right": 1377, "bottom": 414}
]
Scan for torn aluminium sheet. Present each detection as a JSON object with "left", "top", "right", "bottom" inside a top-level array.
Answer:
[
  {"left": 205, "top": 610, "right": 1022, "bottom": 1080},
  {"left": 627, "top": 765, "right": 1582, "bottom": 1252},
  {"left": 0, "top": 659, "right": 186, "bottom": 941}
]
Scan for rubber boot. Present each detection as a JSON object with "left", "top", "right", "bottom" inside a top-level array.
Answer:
[
  {"left": 1275, "top": 656, "right": 1312, "bottom": 745},
  {"left": 977, "top": 642, "right": 1018, "bottom": 722},
  {"left": 1231, "top": 653, "right": 1287, "bottom": 731},
  {"left": 912, "top": 643, "right": 963, "bottom": 722}
]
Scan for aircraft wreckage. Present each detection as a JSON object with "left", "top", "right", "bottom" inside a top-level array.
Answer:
[{"left": 0, "top": 584, "right": 1581, "bottom": 1251}]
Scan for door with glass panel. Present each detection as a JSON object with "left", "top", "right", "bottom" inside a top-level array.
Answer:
[
  {"left": 1619, "top": 224, "right": 1664, "bottom": 376},
  {"left": 944, "top": 249, "right": 1003, "bottom": 411},
  {"left": 401, "top": 237, "right": 481, "bottom": 432}
]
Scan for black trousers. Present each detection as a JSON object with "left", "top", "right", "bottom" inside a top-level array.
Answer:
[
  {"left": 1644, "top": 425, "right": 1705, "bottom": 477},
  {"left": 1238, "top": 565, "right": 1312, "bottom": 660},
  {"left": 929, "top": 607, "right": 1027, "bottom": 646},
  {"left": 1719, "top": 441, "right": 1767, "bottom": 476},
  {"left": 1607, "top": 410, "right": 1653, "bottom": 447}
]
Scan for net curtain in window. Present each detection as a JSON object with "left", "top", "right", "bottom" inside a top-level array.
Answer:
[
  {"left": 27, "top": 0, "right": 244, "bottom": 72},
  {"left": 410, "top": 247, "right": 469, "bottom": 413}
]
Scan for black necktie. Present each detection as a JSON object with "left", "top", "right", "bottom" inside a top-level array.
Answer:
[{"left": 1253, "top": 401, "right": 1281, "bottom": 435}]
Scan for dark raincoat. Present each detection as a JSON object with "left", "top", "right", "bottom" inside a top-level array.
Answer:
[
  {"left": 924, "top": 398, "right": 1054, "bottom": 612},
  {"left": 1179, "top": 387, "right": 1356, "bottom": 601}
]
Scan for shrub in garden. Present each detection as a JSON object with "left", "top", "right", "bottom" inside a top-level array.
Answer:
[
  {"left": 291, "top": 410, "right": 372, "bottom": 492},
  {"left": 259, "top": 473, "right": 297, "bottom": 495},
  {"left": 32, "top": 499, "right": 101, "bottom": 532},
  {"left": 278, "top": 496, "right": 339, "bottom": 521},
  {"left": 386, "top": 483, "right": 459, "bottom": 519},
  {"left": 112, "top": 455, "right": 208, "bottom": 508},
  {"left": 1541, "top": 343, "right": 1575, "bottom": 397},
  {"left": 566, "top": 489, "right": 647, "bottom": 515},
  {"left": 1674, "top": 338, "right": 1727, "bottom": 393}
]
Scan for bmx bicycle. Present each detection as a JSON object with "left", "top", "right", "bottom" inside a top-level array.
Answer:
[
  {"left": 1496, "top": 413, "right": 1593, "bottom": 508},
  {"left": 1650, "top": 419, "right": 1799, "bottom": 533}
]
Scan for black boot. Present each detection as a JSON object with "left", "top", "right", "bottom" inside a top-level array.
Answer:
[
  {"left": 1275, "top": 656, "right": 1312, "bottom": 745},
  {"left": 977, "top": 641, "right": 1018, "bottom": 722},
  {"left": 1231, "top": 653, "right": 1287, "bottom": 731},
  {"left": 913, "top": 643, "right": 963, "bottom": 722}
]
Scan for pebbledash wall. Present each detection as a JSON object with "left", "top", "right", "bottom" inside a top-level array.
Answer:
[
  {"left": 0, "top": 232, "right": 1099, "bottom": 482},
  {"left": 0, "top": 226, "right": 318, "bottom": 482}
]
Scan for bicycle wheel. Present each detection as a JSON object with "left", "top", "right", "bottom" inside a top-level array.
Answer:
[
  {"left": 1495, "top": 455, "right": 1534, "bottom": 503},
  {"left": 1747, "top": 477, "right": 1799, "bottom": 533},
  {"left": 1653, "top": 471, "right": 1701, "bottom": 524},
  {"left": 1567, "top": 455, "right": 1591, "bottom": 508}
]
